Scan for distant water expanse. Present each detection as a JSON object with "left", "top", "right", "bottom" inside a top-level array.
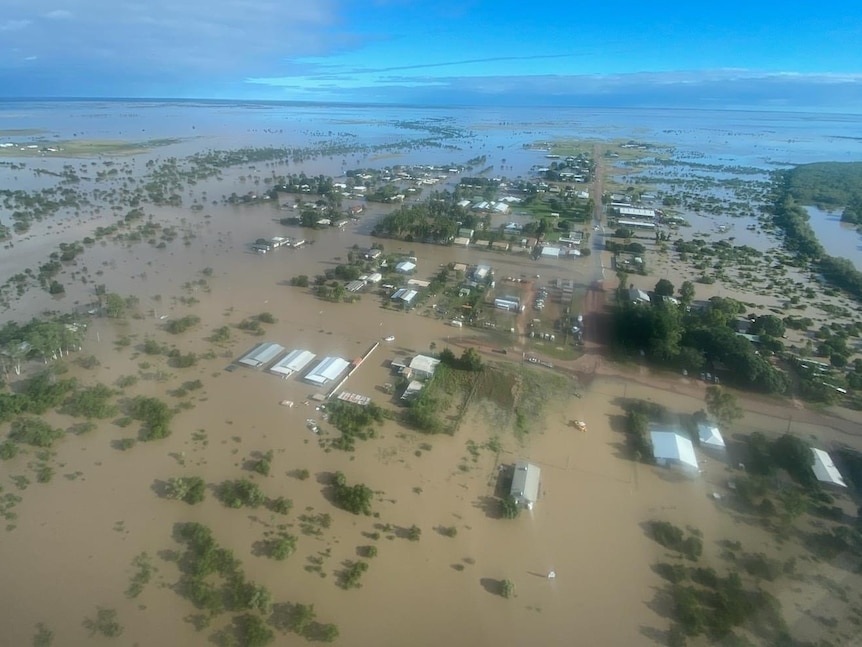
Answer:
[{"left": 1, "top": 99, "right": 862, "bottom": 167}]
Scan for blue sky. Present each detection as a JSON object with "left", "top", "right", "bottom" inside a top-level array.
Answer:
[{"left": 1, "top": 0, "right": 861, "bottom": 110}]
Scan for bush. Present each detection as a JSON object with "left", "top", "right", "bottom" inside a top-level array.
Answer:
[
  {"left": 339, "top": 561, "right": 369, "bottom": 589},
  {"left": 500, "top": 496, "right": 520, "bottom": 519},
  {"left": 0, "top": 440, "right": 19, "bottom": 460},
  {"left": 406, "top": 525, "right": 422, "bottom": 541},
  {"left": 9, "top": 417, "right": 64, "bottom": 447},
  {"left": 218, "top": 479, "right": 265, "bottom": 508},
  {"left": 166, "top": 476, "right": 206, "bottom": 504},
  {"left": 268, "top": 535, "right": 297, "bottom": 561},
  {"left": 128, "top": 396, "right": 173, "bottom": 441},
  {"left": 500, "top": 579, "right": 515, "bottom": 598},
  {"left": 64, "top": 384, "right": 117, "bottom": 418},
  {"left": 331, "top": 471, "right": 374, "bottom": 515},
  {"left": 648, "top": 521, "right": 702, "bottom": 560},
  {"left": 253, "top": 450, "right": 273, "bottom": 476}
]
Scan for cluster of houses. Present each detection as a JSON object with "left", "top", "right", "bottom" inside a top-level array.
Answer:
[
  {"left": 251, "top": 236, "right": 305, "bottom": 254},
  {"left": 651, "top": 423, "right": 848, "bottom": 489},
  {"left": 236, "top": 342, "right": 352, "bottom": 389}
]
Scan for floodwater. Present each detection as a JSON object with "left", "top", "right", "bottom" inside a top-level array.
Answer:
[
  {"left": 805, "top": 206, "right": 862, "bottom": 270},
  {"left": 2, "top": 102, "right": 862, "bottom": 646}
]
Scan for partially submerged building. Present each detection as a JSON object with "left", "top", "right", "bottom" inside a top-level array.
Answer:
[
  {"left": 697, "top": 422, "right": 726, "bottom": 452},
  {"left": 409, "top": 354, "right": 440, "bottom": 380},
  {"left": 811, "top": 448, "right": 847, "bottom": 488},
  {"left": 650, "top": 429, "right": 699, "bottom": 474},
  {"left": 510, "top": 460, "right": 541, "bottom": 509},
  {"left": 237, "top": 342, "right": 285, "bottom": 369},
  {"left": 304, "top": 356, "right": 350, "bottom": 387},
  {"left": 269, "top": 349, "right": 316, "bottom": 379}
]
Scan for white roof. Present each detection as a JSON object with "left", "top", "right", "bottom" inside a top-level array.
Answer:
[
  {"left": 811, "top": 448, "right": 847, "bottom": 487},
  {"left": 510, "top": 460, "right": 541, "bottom": 505},
  {"left": 269, "top": 349, "right": 316, "bottom": 377},
  {"left": 238, "top": 342, "right": 285, "bottom": 368},
  {"left": 409, "top": 354, "right": 440, "bottom": 376},
  {"left": 391, "top": 288, "right": 418, "bottom": 303},
  {"left": 617, "top": 206, "right": 656, "bottom": 218},
  {"left": 367, "top": 272, "right": 382, "bottom": 283},
  {"left": 697, "top": 423, "right": 726, "bottom": 449},
  {"left": 304, "top": 356, "right": 350, "bottom": 386},
  {"left": 396, "top": 261, "right": 416, "bottom": 272},
  {"left": 541, "top": 246, "right": 561, "bottom": 257},
  {"left": 650, "top": 430, "right": 698, "bottom": 469}
]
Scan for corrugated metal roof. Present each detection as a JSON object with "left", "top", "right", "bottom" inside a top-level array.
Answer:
[
  {"left": 238, "top": 342, "right": 285, "bottom": 368},
  {"left": 811, "top": 448, "right": 847, "bottom": 487},
  {"left": 650, "top": 430, "right": 698, "bottom": 469},
  {"left": 304, "top": 356, "right": 350, "bottom": 386},
  {"left": 510, "top": 460, "right": 541, "bottom": 505},
  {"left": 269, "top": 349, "right": 316, "bottom": 377}
]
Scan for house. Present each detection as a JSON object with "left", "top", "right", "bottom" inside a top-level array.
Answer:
[
  {"left": 237, "top": 342, "right": 285, "bottom": 369},
  {"left": 452, "top": 236, "right": 471, "bottom": 247},
  {"left": 650, "top": 429, "right": 699, "bottom": 474},
  {"left": 362, "top": 248, "right": 382, "bottom": 260},
  {"left": 453, "top": 263, "right": 468, "bottom": 273},
  {"left": 456, "top": 199, "right": 471, "bottom": 208},
  {"left": 458, "top": 228, "right": 475, "bottom": 239},
  {"left": 811, "top": 448, "right": 847, "bottom": 488},
  {"left": 391, "top": 288, "right": 418, "bottom": 305},
  {"left": 541, "top": 246, "right": 561, "bottom": 259},
  {"left": 696, "top": 423, "right": 726, "bottom": 452},
  {"left": 304, "top": 356, "right": 350, "bottom": 387},
  {"left": 491, "top": 241, "right": 510, "bottom": 252},
  {"left": 494, "top": 296, "right": 520, "bottom": 312},
  {"left": 269, "top": 349, "right": 316, "bottom": 378},
  {"left": 395, "top": 260, "right": 416, "bottom": 274},
  {"left": 409, "top": 355, "right": 440, "bottom": 380},
  {"left": 510, "top": 460, "right": 541, "bottom": 509},
  {"left": 400, "top": 380, "right": 425, "bottom": 401},
  {"left": 472, "top": 264, "right": 492, "bottom": 282},
  {"left": 629, "top": 288, "right": 651, "bottom": 305},
  {"left": 346, "top": 280, "right": 365, "bottom": 292},
  {"left": 366, "top": 272, "right": 383, "bottom": 284}
]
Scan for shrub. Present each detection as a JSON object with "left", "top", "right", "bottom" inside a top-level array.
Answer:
[
  {"left": 253, "top": 450, "right": 273, "bottom": 476},
  {"left": 500, "top": 579, "right": 515, "bottom": 598},
  {"left": 406, "top": 525, "right": 422, "bottom": 541},
  {"left": 166, "top": 476, "right": 206, "bottom": 504},
  {"left": 269, "top": 496, "right": 292, "bottom": 515},
  {"left": 218, "top": 479, "right": 266, "bottom": 508},
  {"left": 500, "top": 496, "right": 520, "bottom": 519},
  {"left": 331, "top": 471, "right": 373, "bottom": 515},
  {"left": 9, "top": 417, "right": 64, "bottom": 447},
  {"left": 269, "top": 535, "right": 297, "bottom": 561}
]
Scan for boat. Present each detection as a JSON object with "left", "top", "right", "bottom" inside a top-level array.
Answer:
[{"left": 384, "top": 335, "right": 395, "bottom": 342}]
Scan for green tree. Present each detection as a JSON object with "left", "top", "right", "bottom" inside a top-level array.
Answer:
[
  {"left": 104, "top": 293, "right": 126, "bottom": 318},
  {"left": 654, "top": 278, "right": 675, "bottom": 297},
  {"left": 705, "top": 386, "right": 742, "bottom": 429},
  {"left": 679, "top": 280, "right": 695, "bottom": 306},
  {"left": 500, "top": 496, "right": 520, "bottom": 519}
]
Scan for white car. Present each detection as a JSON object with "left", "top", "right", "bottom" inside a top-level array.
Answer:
[{"left": 384, "top": 335, "right": 395, "bottom": 342}]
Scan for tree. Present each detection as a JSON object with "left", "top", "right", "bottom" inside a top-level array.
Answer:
[
  {"left": 654, "top": 278, "right": 675, "bottom": 297},
  {"left": 460, "top": 347, "right": 483, "bottom": 371},
  {"left": 705, "top": 386, "right": 742, "bottom": 429},
  {"left": 104, "top": 293, "right": 126, "bottom": 318},
  {"left": 680, "top": 280, "right": 695, "bottom": 306},
  {"left": 500, "top": 579, "right": 515, "bottom": 598},
  {"left": 771, "top": 434, "right": 815, "bottom": 487},
  {"left": 500, "top": 496, "right": 520, "bottom": 519},
  {"left": 750, "top": 315, "right": 786, "bottom": 339}
]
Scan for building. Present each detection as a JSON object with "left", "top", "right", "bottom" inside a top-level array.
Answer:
[
  {"left": 651, "top": 430, "right": 699, "bottom": 474},
  {"left": 237, "top": 342, "right": 285, "bottom": 369},
  {"left": 495, "top": 296, "right": 520, "bottom": 312},
  {"left": 616, "top": 206, "right": 656, "bottom": 220},
  {"left": 400, "top": 380, "right": 425, "bottom": 401},
  {"left": 473, "top": 264, "right": 492, "bottom": 281},
  {"left": 697, "top": 422, "right": 726, "bottom": 451},
  {"left": 269, "top": 349, "right": 316, "bottom": 378},
  {"left": 617, "top": 219, "right": 656, "bottom": 230},
  {"left": 452, "top": 236, "right": 471, "bottom": 247},
  {"left": 304, "top": 356, "right": 350, "bottom": 387},
  {"left": 811, "top": 448, "right": 847, "bottom": 488},
  {"left": 628, "top": 288, "right": 651, "bottom": 305},
  {"left": 346, "top": 279, "right": 365, "bottom": 292},
  {"left": 408, "top": 354, "right": 440, "bottom": 380},
  {"left": 541, "top": 246, "right": 561, "bottom": 259},
  {"left": 391, "top": 288, "right": 418, "bottom": 305},
  {"left": 510, "top": 460, "right": 541, "bottom": 509},
  {"left": 366, "top": 272, "right": 382, "bottom": 284},
  {"left": 491, "top": 241, "right": 510, "bottom": 251},
  {"left": 396, "top": 260, "right": 416, "bottom": 273}
]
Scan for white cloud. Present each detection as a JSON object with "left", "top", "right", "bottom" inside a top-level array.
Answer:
[
  {"left": 0, "top": 20, "right": 31, "bottom": 31},
  {"left": 44, "top": 10, "right": 72, "bottom": 19}
]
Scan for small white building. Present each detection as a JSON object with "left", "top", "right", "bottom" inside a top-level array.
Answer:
[
  {"left": 541, "top": 246, "right": 561, "bottom": 259},
  {"left": 409, "top": 355, "right": 440, "bottom": 380},
  {"left": 811, "top": 448, "right": 847, "bottom": 488},
  {"left": 629, "top": 288, "right": 651, "bottom": 305},
  {"left": 697, "top": 423, "right": 726, "bottom": 452},
  {"left": 510, "top": 460, "right": 541, "bottom": 509},
  {"left": 391, "top": 288, "right": 418, "bottom": 305},
  {"left": 651, "top": 430, "right": 699, "bottom": 474},
  {"left": 396, "top": 261, "right": 416, "bottom": 274}
]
